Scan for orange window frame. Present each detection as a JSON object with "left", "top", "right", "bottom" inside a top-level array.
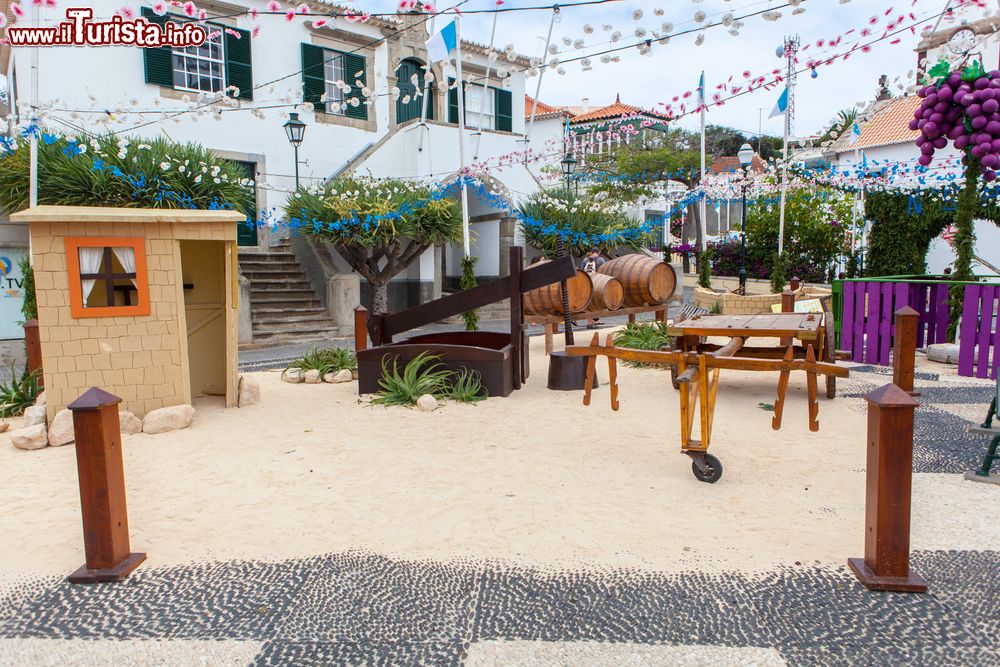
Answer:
[{"left": 65, "top": 237, "right": 151, "bottom": 318}]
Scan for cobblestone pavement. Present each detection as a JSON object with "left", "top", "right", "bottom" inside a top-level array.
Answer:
[{"left": 4, "top": 343, "right": 998, "bottom": 666}]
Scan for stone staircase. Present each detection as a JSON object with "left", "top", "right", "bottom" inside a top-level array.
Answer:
[{"left": 239, "top": 239, "right": 338, "bottom": 345}]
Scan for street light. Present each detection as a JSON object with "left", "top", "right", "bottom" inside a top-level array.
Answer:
[
  {"left": 737, "top": 142, "right": 754, "bottom": 296},
  {"left": 283, "top": 112, "right": 306, "bottom": 190},
  {"left": 557, "top": 151, "right": 578, "bottom": 345}
]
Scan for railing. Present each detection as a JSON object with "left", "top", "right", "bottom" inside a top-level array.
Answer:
[{"left": 833, "top": 275, "right": 1000, "bottom": 378}]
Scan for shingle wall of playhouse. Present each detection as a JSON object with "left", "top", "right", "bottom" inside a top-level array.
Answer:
[{"left": 13, "top": 207, "right": 243, "bottom": 420}]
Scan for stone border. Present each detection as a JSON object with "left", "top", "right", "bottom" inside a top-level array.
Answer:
[{"left": 692, "top": 286, "right": 832, "bottom": 316}]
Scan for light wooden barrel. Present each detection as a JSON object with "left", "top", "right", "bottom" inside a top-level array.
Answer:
[
  {"left": 523, "top": 262, "right": 593, "bottom": 315},
  {"left": 588, "top": 273, "right": 624, "bottom": 311},
  {"left": 597, "top": 255, "right": 676, "bottom": 307}
]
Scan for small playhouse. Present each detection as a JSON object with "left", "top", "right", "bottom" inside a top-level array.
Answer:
[{"left": 11, "top": 206, "right": 244, "bottom": 419}]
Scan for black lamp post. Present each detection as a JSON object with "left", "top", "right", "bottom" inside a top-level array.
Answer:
[
  {"left": 737, "top": 142, "right": 754, "bottom": 296},
  {"left": 283, "top": 112, "right": 306, "bottom": 190},
  {"left": 558, "top": 151, "right": 578, "bottom": 345}
]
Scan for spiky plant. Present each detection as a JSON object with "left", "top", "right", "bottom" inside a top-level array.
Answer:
[
  {"left": 613, "top": 320, "right": 672, "bottom": 368},
  {"left": 0, "top": 364, "right": 41, "bottom": 418},
  {"left": 371, "top": 352, "right": 453, "bottom": 407},
  {"left": 448, "top": 369, "right": 487, "bottom": 403},
  {"left": 286, "top": 347, "right": 357, "bottom": 375}
]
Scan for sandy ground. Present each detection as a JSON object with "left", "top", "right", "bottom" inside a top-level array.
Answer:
[{"left": 1, "top": 332, "right": 997, "bottom": 583}]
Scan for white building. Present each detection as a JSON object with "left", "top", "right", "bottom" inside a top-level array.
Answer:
[{"left": 1, "top": 1, "right": 564, "bottom": 343}]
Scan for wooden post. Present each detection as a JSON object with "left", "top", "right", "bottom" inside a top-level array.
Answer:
[
  {"left": 22, "top": 319, "right": 43, "bottom": 387},
  {"left": 790, "top": 276, "right": 801, "bottom": 292},
  {"left": 509, "top": 246, "right": 523, "bottom": 390},
  {"left": 893, "top": 306, "right": 919, "bottom": 394},
  {"left": 354, "top": 305, "right": 368, "bottom": 353},
  {"left": 66, "top": 387, "right": 145, "bottom": 584},
  {"left": 779, "top": 290, "right": 796, "bottom": 346},
  {"left": 848, "top": 383, "right": 926, "bottom": 593}
]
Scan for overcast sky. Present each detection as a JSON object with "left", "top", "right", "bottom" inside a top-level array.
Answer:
[{"left": 369, "top": 0, "right": 994, "bottom": 138}]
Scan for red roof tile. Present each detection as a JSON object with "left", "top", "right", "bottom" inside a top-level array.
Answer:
[
  {"left": 524, "top": 96, "right": 571, "bottom": 119},
  {"left": 857, "top": 96, "right": 920, "bottom": 150},
  {"left": 708, "top": 154, "right": 768, "bottom": 175},
  {"left": 570, "top": 94, "right": 671, "bottom": 123}
]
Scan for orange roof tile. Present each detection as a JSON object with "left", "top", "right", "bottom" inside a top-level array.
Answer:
[
  {"left": 524, "top": 96, "right": 570, "bottom": 119},
  {"left": 708, "top": 154, "right": 767, "bottom": 175},
  {"left": 857, "top": 96, "right": 921, "bottom": 150},
  {"left": 570, "top": 94, "right": 671, "bottom": 123}
]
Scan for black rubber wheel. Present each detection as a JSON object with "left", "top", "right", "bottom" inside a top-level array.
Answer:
[{"left": 691, "top": 454, "right": 723, "bottom": 483}]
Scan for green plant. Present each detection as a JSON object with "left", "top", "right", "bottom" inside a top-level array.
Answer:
[
  {"left": 709, "top": 301, "right": 723, "bottom": 314},
  {"left": 697, "top": 249, "right": 712, "bottom": 289},
  {"left": 371, "top": 352, "right": 453, "bottom": 406},
  {"left": 0, "top": 134, "right": 254, "bottom": 217},
  {"left": 614, "top": 320, "right": 672, "bottom": 368},
  {"left": 286, "top": 346, "right": 357, "bottom": 375},
  {"left": 769, "top": 252, "right": 788, "bottom": 294},
  {"left": 448, "top": 369, "right": 488, "bottom": 403},
  {"left": 18, "top": 254, "right": 36, "bottom": 322},
  {"left": 460, "top": 255, "right": 480, "bottom": 331},
  {"left": 285, "top": 176, "right": 461, "bottom": 314},
  {"left": 517, "top": 188, "right": 646, "bottom": 257},
  {"left": 0, "top": 364, "right": 41, "bottom": 418}
]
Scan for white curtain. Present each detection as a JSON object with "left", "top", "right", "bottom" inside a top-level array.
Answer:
[
  {"left": 112, "top": 246, "right": 137, "bottom": 288},
  {"left": 78, "top": 247, "right": 104, "bottom": 304}
]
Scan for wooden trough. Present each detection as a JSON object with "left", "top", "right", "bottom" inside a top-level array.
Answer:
[{"left": 356, "top": 249, "right": 576, "bottom": 398}]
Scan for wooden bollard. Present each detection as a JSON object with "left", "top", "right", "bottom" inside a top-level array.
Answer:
[
  {"left": 67, "top": 387, "right": 145, "bottom": 584},
  {"left": 23, "top": 318, "right": 43, "bottom": 387},
  {"left": 354, "top": 305, "right": 368, "bottom": 353},
  {"left": 848, "top": 384, "right": 927, "bottom": 593},
  {"left": 893, "top": 306, "right": 919, "bottom": 395},
  {"left": 790, "top": 276, "right": 801, "bottom": 292}
]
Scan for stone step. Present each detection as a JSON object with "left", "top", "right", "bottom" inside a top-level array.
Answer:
[
  {"left": 251, "top": 295, "right": 322, "bottom": 308},
  {"left": 251, "top": 321, "right": 338, "bottom": 338},
  {"left": 253, "top": 312, "right": 332, "bottom": 325},
  {"left": 244, "top": 277, "right": 313, "bottom": 289},
  {"left": 251, "top": 288, "right": 316, "bottom": 299},
  {"left": 240, "top": 261, "right": 303, "bottom": 272},
  {"left": 252, "top": 304, "right": 327, "bottom": 315}
]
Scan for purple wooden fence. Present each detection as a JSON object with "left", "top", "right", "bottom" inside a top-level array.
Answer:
[
  {"left": 958, "top": 284, "right": 999, "bottom": 379},
  {"left": 841, "top": 281, "right": 951, "bottom": 367}
]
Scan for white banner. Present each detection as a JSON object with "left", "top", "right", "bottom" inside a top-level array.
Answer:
[{"left": 0, "top": 248, "right": 28, "bottom": 340}]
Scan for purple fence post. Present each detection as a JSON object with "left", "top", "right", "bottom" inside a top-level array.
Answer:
[
  {"left": 993, "top": 293, "right": 1000, "bottom": 380},
  {"left": 976, "top": 285, "right": 996, "bottom": 379},
  {"left": 934, "top": 283, "right": 951, "bottom": 344},
  {"left": 925, "top": 285, "right": 939, "bottom": 343},
  {"left": 842, "top": 282, "right": 856, "bottom": 353},
  {"left": 879, "top": 282, "right": 894, "bottom": 365},
  {"left": 915, "top": 284, "right": 929, "bottom": 348},
  {"left": 958, "top": 284, "right": 981, "bottom": 377},
  {"left": 866, "top": 283, "right": 881, "bottom": 364},
  {"left": 853, "top": 283, "right": 867, "bottom": 362},
  {"left": 893, "top": 282, "right": 908, "bottom": 340}
]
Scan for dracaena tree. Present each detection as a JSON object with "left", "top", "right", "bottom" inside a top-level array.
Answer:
[{"left": 284, "top": 176, "right": 461, "bottom": 314}]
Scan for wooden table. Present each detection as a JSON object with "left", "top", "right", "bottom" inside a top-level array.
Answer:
[{"left": 566, "top": 312, "right": 848, "bottom": 483}]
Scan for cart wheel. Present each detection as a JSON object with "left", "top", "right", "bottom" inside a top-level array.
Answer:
[{"left": 691, "top": 454, "right": 723, "bottom": 483}]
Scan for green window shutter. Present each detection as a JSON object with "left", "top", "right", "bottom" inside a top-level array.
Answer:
[
  {"left": 301, "top": 43, "right": 327, "bottom": 113},
  {"left": 495, "top": 88, "right": 512, "bottom": 132},
  {"left": 448, "top": 78, "right": 458, "bottom": 124},
  {"left": 224, "top": 27, "right": 253, "bottom": 100},
  {"left": 343, "top": 53, "right": 368, "bottom": 120},
  {"left": 141, "top": 7, "right": 173, "bottom": 88}
]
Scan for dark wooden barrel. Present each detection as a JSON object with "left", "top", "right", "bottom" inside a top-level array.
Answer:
[
  {"left": 588, "top": 273, "right": 624, "bottom": 311},
  {"left": 524, "top": 262, "right": 593, "bottom": 315},
  {"left": 597, "top": 255, "right": 676, "bottom": 307}
]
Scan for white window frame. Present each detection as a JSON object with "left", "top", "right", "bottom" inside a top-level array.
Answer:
[
  {"left": 323, "top": 50, "right": 346, "bottom": 115},
  {"left": 172, "top": 38, "right": 225, "bottom": 94},
  {"left": 465, "top": 84, "right": 496, "bottom": 131}
]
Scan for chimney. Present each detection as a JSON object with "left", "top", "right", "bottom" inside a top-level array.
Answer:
[{"left": 581, "top": 97, "right": 590, "bottom": 113}]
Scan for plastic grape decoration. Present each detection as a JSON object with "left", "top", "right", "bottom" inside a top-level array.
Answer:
[{"left": 912, "top": 61, "right": 1000, "bottom": 182}]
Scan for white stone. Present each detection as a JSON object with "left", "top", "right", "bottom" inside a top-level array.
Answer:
[
  {"left": 119, "top": 411, "right": 143, "bottom": 435},
  {"left": 303, "top": 369, "right": 322, "bottom": 384},
  {"left": 926, "top": 343, "right": 962, "bottom": 365},
  {"left": 416, "top": 394, "right": 438, "bottom": 412},
  {"left": 21, "top": 405, "right": 47, "bottom": 428},
  {"left": 33, "top": 391, "right": 46, "bottom": 407},
  {"left": 11, "top": 423, "right": 48, "bottom": 450},
  {"left": 47, "top": 409, "right": 75, "bottom": 447},
  {"left": 328, "top": 369, "right": 353, "bottom": 384},
  {"left": 281, "top": 368, "right": 304, "bottom": 383},
  {"left": 0, "top": 421, "right": 9, "bottom": 433},
  {"left": 142, "top": 404, "right": 195, "bottom": 435},
  {"left": 238, "top": 375, "right": 260, "bottom": 407}
]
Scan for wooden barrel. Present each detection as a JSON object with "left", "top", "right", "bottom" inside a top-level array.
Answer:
[
  {"left": 597, "top": 255, "right": 676, "bottom": 307},
  {"left": 523, "top": 262, "right": 593, "bottom": 315},
  {"left": 588, "top": 273, "right": 624, "bottom": 311}
]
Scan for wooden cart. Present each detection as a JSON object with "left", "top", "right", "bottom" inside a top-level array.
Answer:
[{"left": 566, "top": 313, "right": 849, "bottom": 483}]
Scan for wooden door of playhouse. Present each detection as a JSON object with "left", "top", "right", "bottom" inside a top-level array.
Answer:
[{"left": 180, "top": 240, "right": 227, "bottom": 398}]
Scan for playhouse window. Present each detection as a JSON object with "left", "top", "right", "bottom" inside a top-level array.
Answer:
[{"left": 65, "top": 238, "right": 150, "bottom": 318}]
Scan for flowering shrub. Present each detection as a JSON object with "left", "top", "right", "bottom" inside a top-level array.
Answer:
[
  {"left": 0, "top": 133, "right": 254, "bottom": 217},
  {"left": 518, "top": 188, "right": 648, "bottom": 257}
]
